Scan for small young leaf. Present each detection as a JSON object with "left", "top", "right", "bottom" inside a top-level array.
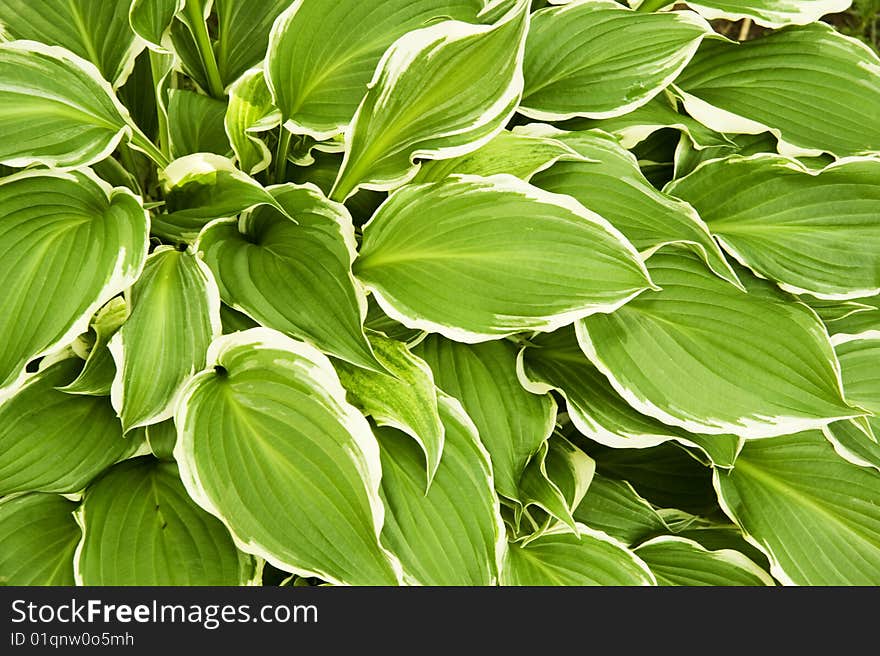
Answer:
[
  {"left": 109, "top": 247, "right": 221, "bottom": 432},
  {"left": 336, "top": 332, "right": 444, "bottom": 483}
]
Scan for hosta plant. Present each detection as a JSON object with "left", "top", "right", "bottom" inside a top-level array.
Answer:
[{"left": 1, "top": 0, "right": 879, "bottom": 587}]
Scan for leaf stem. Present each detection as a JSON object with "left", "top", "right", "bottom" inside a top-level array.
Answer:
[
  {"left": 149, "top": 51, "right": 171, "bottom": 159},
  {"left": 634, "top": 0, "right": 673, "bottom": 12},
  {"left": 273, "top": 127, "right": 292, "bottom": 184},
  {"left": 129, "top": 128, "right": 171, "bottom": 168},
  {"left": 184, "top": 0, "right": 225, "bottom": 99}
]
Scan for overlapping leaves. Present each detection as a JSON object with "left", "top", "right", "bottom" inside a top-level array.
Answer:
[{"left": 1, "top": 0, "right": 879, "bottom": 588}]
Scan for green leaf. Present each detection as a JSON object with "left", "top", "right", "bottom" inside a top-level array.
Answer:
[
  {"left": 197, "top": 184, "right": 379, "bottom": 370},
  {"left": 526, "top": 126, "right": 741, "bottom": 288},
  {"left": 76, "top": 457, "right": 253, "bottom": 585},
  {"left": 129, "top": 0, "right": 184, "bottom": 50},
  {"left": 330, "top": 0, "right": 529, "bottom": 200},
  {"left": 224, "top": 67, "right": 281, "bottom": 175},
  {"left": 519, "top": 326, "right": 741, "bottom": 468},
  {"left": 376, "top": 393, "right": 504, "bottom": 585},
  {"left": 0, "top": 41, "right": 163, "bottom": 169},
  {"left": 219, "top": 302, "right": 259, "bottom": 334},
  {"left": 0, "top": 358, "right": 137, "bottom": 495},
  {"left": 355, "top": 174, "right": 654, "bottom": 342},
  {"left": 336, "top": 333, "right": 443, "bottom": 483},
  {"left": 266, "top": 0, "right": 485, "bottom": 140},
  {"left": 668, "top": 155, "right": 880, "bottom": 299},
  {"left": 520, "top": 1, "right": 714, "bottom": 121},
  {"left": 573, "top": 473, "right": 668, "bottom": 546},
  {"left": 214, "top": 0, "right": 294, "bottom": 88},
  {"left": 802, "top": 298, "right": 878, "bottom": 325},
  {"left": 175, "top": 328, "right": 402, "bottom": 585},
  {"left": 577, "top": 248, "right": 859, "bottom": 438},
  {"left": 681, "top": 0, "right": 852, "bottom": 29},
  {"left": 156, "top": 153, "right": 288, "bottom": 240},
  {"left": 0, "top": 493, "right": 80, "bottom": 585},
  {"left": 58, "top": 297, "right": 128, "bottom": 396},
  {"left": 825, "top": 296, "right": 880, "bottom": 342},
  {"left": 0, "top": 169, "right": 148, "bottom": 392},
  {"left": 823, "top": 339, "right": 880, "bottom": 470},
  {"left": 109, "top": 247, "right": 221, "bottom": 432},
  {"left": 518, "top": 435, "right": 595, "bottom": 534},
  {"left": 146, "top": 419, "right": 177, "bottom": 461},
  {"left": 168, "top": 89, "right": 231, "bottom": 157},
  {"left": 715, "top": 430, "right": 880, "bottom": 585},
  {"left": 0, "top": 0, "right": 142, "bottom": 87},
  {"left": 414, "top": 335, "right": 556, "bottom": 501},
  {"left": 501, "top": 524, "right": 655, "bottom": 585},
  {"left": 565, "top": 91, "right": 734, "bottom": 150},
  {"left": 675, "top": 23, "right": 880, "bottom": 157},
  {"left": 634, "top": 536, "right": 774, "bottom": 586},
  {"left": 411, "top": 128, "right": 584, "bottom": 183}
]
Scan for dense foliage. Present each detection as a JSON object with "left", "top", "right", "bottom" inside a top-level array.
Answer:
[{"left": 1, "top": 0, "right": 879, "bottom": 586}]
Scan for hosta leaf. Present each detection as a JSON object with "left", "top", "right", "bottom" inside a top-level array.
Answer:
[
  {"left": 377, "top": 393, "right": 504, "bottom": 585},
  {"left": 823, "top": 339, "right": 880, "bottom": 470},
  {"left": 109, "top": 247, "right": 221, "bottom": 432},
  {"left": 219, "top": 303, "right": 259, "bottom": 334},
  {"left": 573, "top": 474, "right": 668, "bottom": 546},
  {"left": 518, "top": 435, "right": 595, "bottom": 533},
  {"left": 660, "top": 511, "right": 770, "bottom": 568},
  {"left": 266, "top": 0, "right": 485, "bottom": 140},
  {"left": 577, "top": 248, "right": 859, "bottom": 438},
  {"left": 336, "top": 333, "right": 443, "bottom": 483},
  {"left": 156, "top": 153, "right": 287, "bottom": 241},
  {"left": 0, "top": 0, "right": 141, "bottom": 87},
  {"left": 0, "top": 359, "right": 136, "bottom": 495},
  {"left": 197, "top": 184, "right": 378, "bottom": 370},
  {"left": 168, "top": 89, "right": 231, "bottom": 157},
  {"left": 0, "top": 41, "right": 160, "bottom": 169},
  {"left": 414, "top": 335, "right": 556, "bottom": 501},
  {"left": 526, "top": 126, "right": 740, "bottom": 288},
  {"left": 355, "top": 174, "right": 654, "bottom": 342},
  {"left": 501, "top": 524, "right": 655, "bottom": 585},
  {"left": 412, "top": 129, "right": 584, "bottom": 183},
  {"left": 679, "top": 0, "right": 851, "bottom": 29},
  {"left": 146, "top": 419, "right": 177, "bottom": 461},
  {"left": 826, "top": 296, "right": 880, "bottom": 342},
  {"left": 520, "top": 0, "right": 714, "bottom": 121},
  {"left": 225, "top": 68, "right": 280, "bottom": 175},
  {"left": 675, "top": 24, "right": 880, "bottom": 157},
  {"left": 129, "top": 0, "right": 184, "bottom": 50},
  {"left": 0, "top": 169, "right": 148, "bottom": 392},
  {"left": 519, "top": 326, "right": 741, "bottom": 468},
  {"left": 805, "top": 298, "right": 878, "bottom": 326},
  {"left": 59, "top": 297, "right": 128, "bottom": 396},
  {"left": 175, "top": 328, "right": 402, "bottom": 585},
  {"left": 668, "top": 155, "right": 880, "bottom": 299},
  {"left": 215, "top": 0, "right": 294, "bottom": 88},
  {"left": 329, "top": 1, "right": 529, "bottom": 200},
  {"left": 715, "top": 431, "right": 880, "bottom": 585},
  {"left": 0, "top": 493, "right": 80, "bottom": 586},
  {"left": 566, "top": 92, "right": 733, "bottom": 150},
  {"left": 634, "top": 536, "right": 774, "bottom": 586},
  {"left": 76, "top": 457, "right": 253, "bottom": 585}
]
